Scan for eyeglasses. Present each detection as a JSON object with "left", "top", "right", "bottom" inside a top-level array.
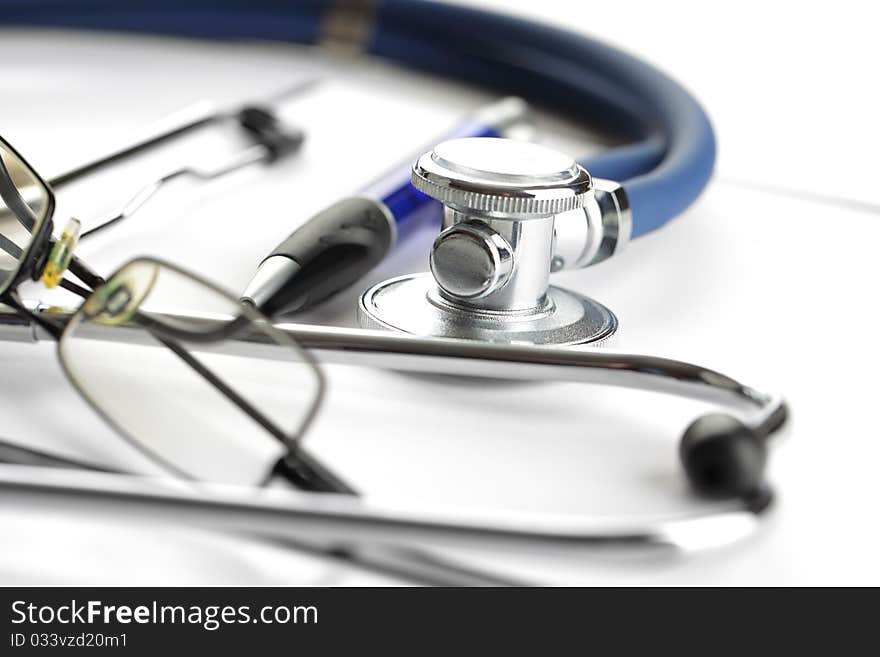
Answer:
[{"left": 0, "top": 134, "right": 354, "bottom": 494}]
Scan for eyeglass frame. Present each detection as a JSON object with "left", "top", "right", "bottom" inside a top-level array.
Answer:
[
  {"left": 0, "top": 133, "right": 352, "bottom": 495},
  {"left": 0, "top": 136, "right": 58, "bottom": 300}
]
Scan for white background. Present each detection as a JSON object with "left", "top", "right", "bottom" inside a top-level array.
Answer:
[{"left": 0, "top": 0, "right": 877, "bottom": 585}]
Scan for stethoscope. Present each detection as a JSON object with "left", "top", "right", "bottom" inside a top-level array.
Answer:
[{"left": 0, "top": 0, "right": 788, "bottom": 581}]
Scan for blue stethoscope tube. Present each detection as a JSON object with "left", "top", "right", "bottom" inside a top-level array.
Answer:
[{"left": 0, "top": 0, "right": 716, "bottom": 238}]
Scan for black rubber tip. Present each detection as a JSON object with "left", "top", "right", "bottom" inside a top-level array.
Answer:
[
  {"left": 679, "top": 413, "right": 767, "bottom": 499},
  {"left": 238, "top": 105, "right": 304, "bottom": 161}
]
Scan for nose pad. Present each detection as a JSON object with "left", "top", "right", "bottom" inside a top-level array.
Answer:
[
  {"left": 104, "top": 286, "right": 134, "bottom": 318},
  {"left": 81, "top": 259, "right": 160, "bottom": 326},
  {"left": 41, "top": 217, "right": 81, "bottom": 289}
]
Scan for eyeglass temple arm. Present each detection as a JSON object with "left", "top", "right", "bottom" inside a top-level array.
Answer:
[
  {"left": 47, "top": 107, "right": 221, "bottom": 188},
  {"left": 45, "top": 78, "right": 318, "bottom": 190},
  {"left": 55, "top": 107, "right": 302, "bottom": 242},
  {"left": 46, "top": 105, "right": 238, "bottom": 189},
  {"left": 156, "top": 334, "right": 354, "bottom": 494},
  {"left": 1, "top": 79, "right": 318, "bottom": 276},
  {"left": 66, "top": 255, "right": 103, "bottom": 289},
  {"left": 78, "top": 145, "right": 274, "bottom": 241}
]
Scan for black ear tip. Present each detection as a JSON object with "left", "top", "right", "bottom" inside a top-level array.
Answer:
[{"left": 679, "top": 413, "right": 767, "bottom": 499}]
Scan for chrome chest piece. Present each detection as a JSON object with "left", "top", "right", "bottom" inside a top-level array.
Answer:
[{"left": 358, "top": 138, "right": 631, "bottom": 345}]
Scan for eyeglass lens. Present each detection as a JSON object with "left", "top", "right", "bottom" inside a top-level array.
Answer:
[{"left": 58, "top": 259, "right": 323, "bottom": 486}]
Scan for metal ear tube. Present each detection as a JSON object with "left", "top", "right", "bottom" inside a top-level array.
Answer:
[
  {"left": 358, "top": 138, "right": 630, "bottom": 346},
  {"left": 0, "top": 299, "right": 788, "bottom": 556}
]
